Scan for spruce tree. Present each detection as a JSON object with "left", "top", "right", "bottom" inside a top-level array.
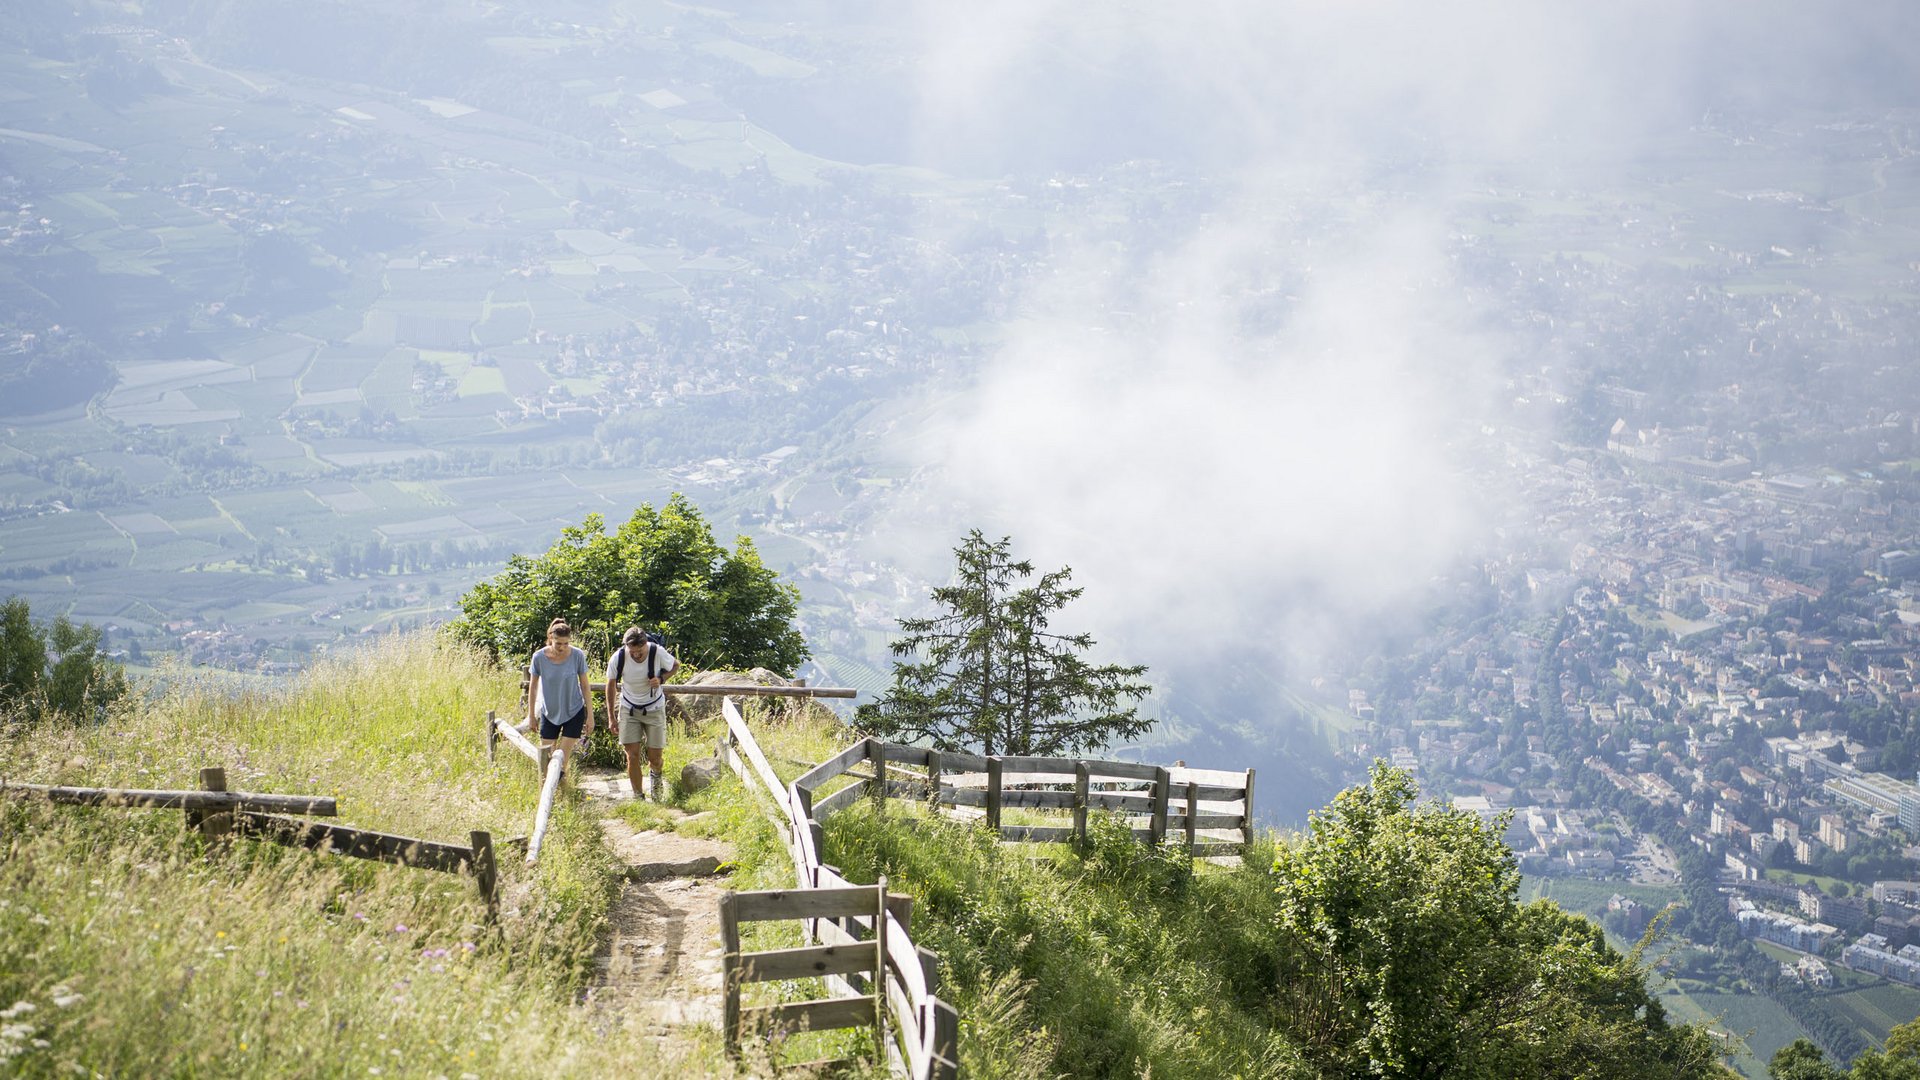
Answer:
[{"left": 856, "top": 531, "right": 1150, "bottom": 756}]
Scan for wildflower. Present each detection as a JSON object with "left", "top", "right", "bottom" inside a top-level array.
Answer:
[
  {"left": 351, "top": 912, "right": 367, "bottom": 922},
  {"left": 392, "top": 924, "right": 409, "bottom": 934},
  {"left": 460, "top": 941, "right": 475, "bottom": 952},
  {"left": 50, "top": 991, "right": 82, "bottom": 1009},
  {"left": 215, "top": 931, "right": 226, "bottom": 939},
  {"left": 0, "top": 1002, "right": 36, "bottom": 1019},
  {"left": 240, "top": 1043, "right": 249, "bottom": 1051}
]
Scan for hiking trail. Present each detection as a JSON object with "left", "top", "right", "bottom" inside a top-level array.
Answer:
[{"left": 574, "top": 765, "right": 734, "bottom": 1036}]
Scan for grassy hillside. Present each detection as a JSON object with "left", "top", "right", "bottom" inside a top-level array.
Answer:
[{"left": 0, "top": 633, "right": 757, "bottom": 1078}]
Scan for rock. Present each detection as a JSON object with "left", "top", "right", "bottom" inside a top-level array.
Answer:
[
  {"left": 627, "top": 854, "right": 728, "bottom": 882},
  {"left": 680, "top": 756, "right": 722, "bottom": 793},
  {"left": 671, "top": 668, "right": 794, "bottom": 723}
]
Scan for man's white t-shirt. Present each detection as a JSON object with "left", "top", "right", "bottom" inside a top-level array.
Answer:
[{"left": 606, "top": 642, "right": 677, "bottom": 712}]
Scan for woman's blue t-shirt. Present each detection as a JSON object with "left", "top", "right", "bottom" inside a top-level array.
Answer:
[{"left": 528, "top": 646, "right": 589, "bottom": 722}]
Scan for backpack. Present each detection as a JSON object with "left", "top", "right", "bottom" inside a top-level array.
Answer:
[{"left": 613, "top": 632, "right": 667, "bottom": 683}]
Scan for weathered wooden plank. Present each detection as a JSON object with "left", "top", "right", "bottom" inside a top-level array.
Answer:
[
  {"left": 878, "top": 778, "right": 931, "bottom": 802},
  {"left": 931, "top": 750, "right": 990, "bottom": 772},
  {"left": 813, "top": 781, "right": 869, "bottom": 820},
  {"left": 1171, "top": 783, "right": 1250, "bottom": 802},
  {"left": 1084, "top": 760, "right": 1164, "bottom": 781},
  {"left": 985, "top": 757, "right": 1003, "bottom": 831},
  {"left": 1187, "top": 813, "right": 1247, "bottom": 829},
  {"left": 1168, "top": 764, "right": 1251, "bottom": 786},
  {"left": 668, "top": 684, "right": 858, "bottom": 699},
  {"left": 885, "top": 915, "right": 929, "bottom": 1001},
  {"left": 743, "top": 995, "right": 877, "bottom": 1035},
  {"left": 492, "top": 715, "right": 540, "bottom": 764},
  {"left": 1185, "top": 781, "right": 1199, "bottom": 849},
  {"left": 998, "top": 825, "right": 1076, "bottom": 843},
  {"left": 1074, "top": 761, "right": 1090, "bottom": 846},
  {"left": 878, "top": 743, "right": 933, "bottom": 767},
  {"left": 1150, "top": 767, "right": 1170, "bottom": 846},
  {"left": 940, "top": 787, "right": 986, "bottom": 808},
  {"left": 731, "top": 886, "right": 884, "bottom": 922},
  {"left": 1243, "top": 769, "right": 1256, "bottom": 850},
  {"left": 1087, "top": 790, "right": 1157, "bottom": 812},
  {"left": 997, "top": 756, "right": 1078, "bottom": 775},
  {"left": 234, "top": 813, "right": 472, "bottom": 873},
  {"left": 722, "top": 699, "right": 788, "bottom": 804},
  {"left": 526, "top": 748, "right": 568, "bottom": 865},
  {"left": 940, "top": 788, "right": 1075, "bottom": 811},
  {"left": 1, "top": 781, "right": 339, "bottom": 817},
  {"left": 738, "top": 943, "right": 875, "bottom": 983},
  {"left": 796, "top": 739, "right": 876, "bottom": 792},
  {"left": 927, "top": 998, "right": 960, "bottom": 1080},
  {"left": 720, "top": 893, "right": 743, "bottom": 1056},
  {"left": 470, "top": 831, "right": 497, "bottom": 912}
]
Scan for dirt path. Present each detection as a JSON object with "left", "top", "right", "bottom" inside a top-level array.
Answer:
[{"left": 574, "top": 766, "right": 734, "bottom": 1035}]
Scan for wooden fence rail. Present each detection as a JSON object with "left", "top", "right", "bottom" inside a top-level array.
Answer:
[
  {"left": 0, "top": 779, "right": 338, "bottom": 817},
  {"left": 717, "top": 700, "right": 959, "bottom": 1080},
  {"left": 6, "top": 766, "right": 496, "bottom": 911},
  {"left": 796, "top": 741, "right": 1256, "bottom": 857}
]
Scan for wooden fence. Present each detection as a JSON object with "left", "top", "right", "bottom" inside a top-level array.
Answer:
[
  {"left": 716, "top": 699, "right": 959, "bottom": 1080},
  {"left": 3, "top": 766, "right": 497, "bottom": 911},
  {"left": 721, "top": 880, "right": 895, "bottom": 1062},
  {"left": 793, "top": 741, "right": 1256, "bottom": 858}
]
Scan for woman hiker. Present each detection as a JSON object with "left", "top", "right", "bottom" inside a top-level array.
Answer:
[{"left": 526, "top": 618, "right": 594, "bottom": 779}]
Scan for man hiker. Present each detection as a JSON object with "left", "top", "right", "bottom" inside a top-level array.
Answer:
[
  {"left": 606, "top": 625, "right": 678, "bottom": 800},
  {"left": 527, "top": 618, "right": 593, "bottom": 779}
]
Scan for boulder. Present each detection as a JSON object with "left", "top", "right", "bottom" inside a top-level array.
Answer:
[
  {"left": 680, "top": 756, "right": 723, "bottom": 793},
  {"left": 670, "top": 668, "right": 795, "bottom": 723}
]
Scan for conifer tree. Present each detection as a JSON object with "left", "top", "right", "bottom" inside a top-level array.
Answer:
[{"left": 856, "top": 531, "right": 1150, "bottom": 757}]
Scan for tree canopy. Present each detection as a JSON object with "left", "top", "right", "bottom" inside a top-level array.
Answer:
[
  {"left": 0, "top": 596, "right": 127, "bottom": 721},
  {"left": 1771, "top": 1020, "right": 1920, "bottom": 1079},
  {"left": 1271, "top": 763, "right": 1730, "bottom": 1079},
  {"left": 854, "top": 531, "right": 1150, "bottom": 757},
  {"left": 447, "top": 494, "right": 805, "bottom": 673}
]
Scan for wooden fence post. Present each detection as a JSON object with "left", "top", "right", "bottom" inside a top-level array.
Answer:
[
  {"left": 535, "top": 743, "right": 550, "bottom": 787},
  {"left": 873, "top": 876, "right": 889, "bottom": 1062},
  {"left": 929, "top": 997, "right": 960, "bottom": 1078},
  {"left": 1185, "top": 780, "right": 1199, "bottom": 852},
  {"left": 873, "top": 751, "right": 887, "bottom": 815},
  {"left": 720, "top": 891, "right": 741, "bottom": 1058},
  {"left": 986, "top": 756, "right": 1003, "bottom": 833},
  {"left": 1073, "top": 760, "right": 1090, "bottom": 848},
  {"left": 927, "top": 750, "right": 943, "bottom": 809},
  {"left": 195, "top": 767, "right": 230, "bottom": 838},
  {"left": 470, "top": 830, "right": 496, "bottom": 916},
  {"left": 1242, "top": 769, "right": 1256, "bottom": 852},
  {"left": 484, "top": 709, "right": 498, "bottom": 764},
  {"left": 1150, "top": 766, "right": 1169, "bottom": 847}
]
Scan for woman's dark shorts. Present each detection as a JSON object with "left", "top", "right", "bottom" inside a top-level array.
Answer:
[{"left": 539, "top": 706, "right": 588, "bottom": 741}]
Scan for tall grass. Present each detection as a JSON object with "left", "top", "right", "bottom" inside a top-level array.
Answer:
[
  {"left": 0, "top": 631, "right": 759, "bottom": 1078},
  {"left": 824, "top": 804, "right": 1308, "bottom": 1079}
]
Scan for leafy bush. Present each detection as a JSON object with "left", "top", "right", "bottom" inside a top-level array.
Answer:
[
  {"left": 446, "top": 494, "right": 805, "bottom": 674},
  {"left": 0, "top": 596, "right": 125, "bottom": 722},
  {"left": 823, "top": 763, "right": 1733, "bottom": 1080}
]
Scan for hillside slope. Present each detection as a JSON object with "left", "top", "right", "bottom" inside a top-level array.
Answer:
[{"left": 0, "top": 634, "right": 757, "bottom": 1077}]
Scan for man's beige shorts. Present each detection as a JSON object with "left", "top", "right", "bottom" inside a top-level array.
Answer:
[{"left": 618, "top": 702, "right": 667, "bottom": 749}]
